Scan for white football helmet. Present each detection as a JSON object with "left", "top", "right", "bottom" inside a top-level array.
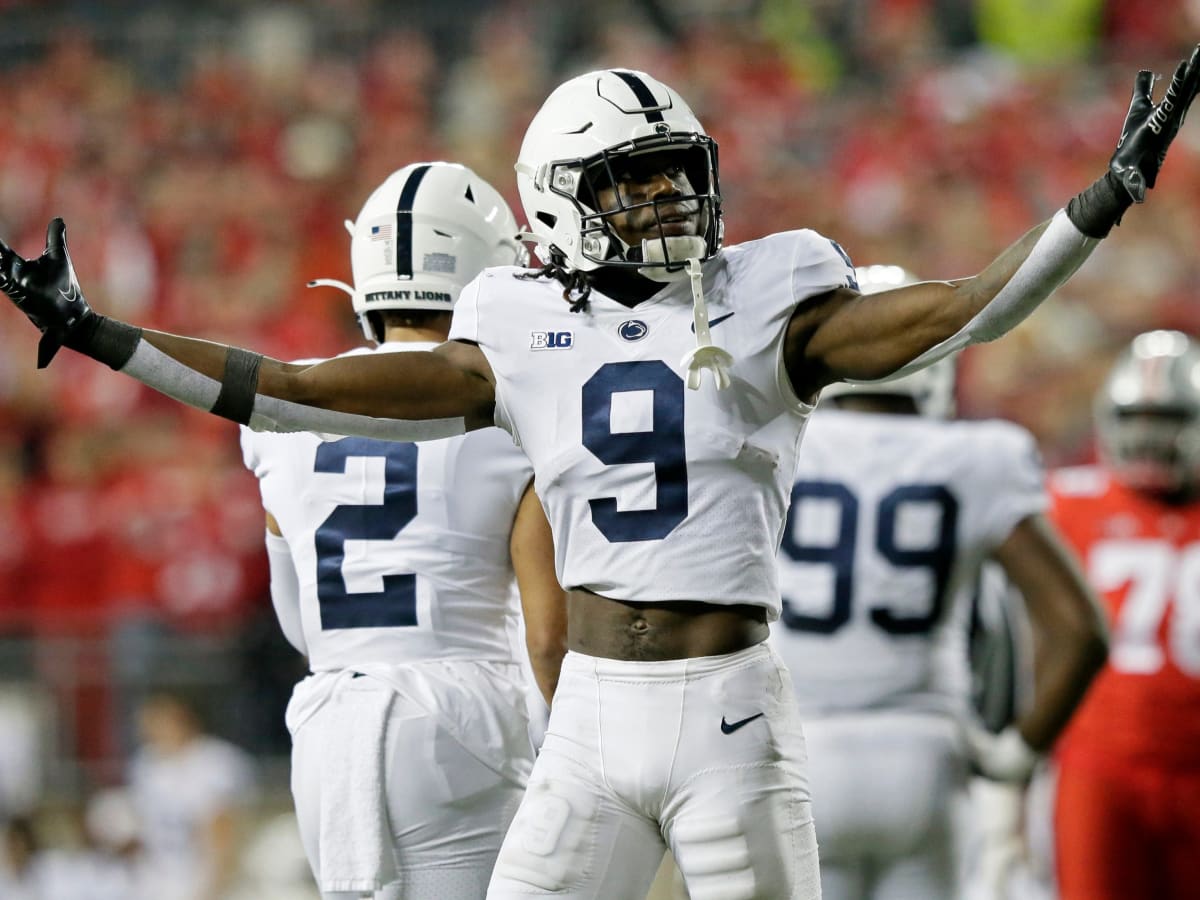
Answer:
[
  {"left": 515, "top": 68, "right": 722, "bottom": 280},
  {"left": 819, "top": 265, "right": 958, "bottom": 418},
  {"left": 1096, "top": 329, "right": 1200, "bottom": 493},
  {"left": 311, "top": 161, "right": 527, "bottom": 343}
]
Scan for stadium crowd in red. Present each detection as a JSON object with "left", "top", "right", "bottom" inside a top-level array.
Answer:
[{"left": 0, "top": 0, "right": 1197, "bottom": 639}]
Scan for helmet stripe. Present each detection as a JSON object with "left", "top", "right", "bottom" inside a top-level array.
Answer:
[
  {"left": 395, "top": 164, "right": 432, "bottom": 279},
  {"left": 611, "top": 70, "right": 664, "bottom": 123}
]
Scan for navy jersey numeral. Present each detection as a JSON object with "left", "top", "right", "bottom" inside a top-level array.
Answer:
[
  {"left": 581, "top": 360, "right": 688, "bottom": 542},
  {"left": 829, "top": 240, "right": 858, "bottom": 290},
  {"left": 778, "top": 481, "right": 858, "bottom": 634},
  {"left": 313, "top": 438, "right": 419, "bottom": 629},
  {"left": 780, "top": 480, "right": 958, "bottom": 636}
]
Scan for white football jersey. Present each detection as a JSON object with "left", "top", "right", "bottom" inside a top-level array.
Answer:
[
  {"left": 449, "top": 230, "right": 855, "bottom": 617},
  {"left": 241, "top": 343, "right": 533, "bottom": 670},
  {"left": 770, "top": 410, "right": 1046, "bottom": 716}
]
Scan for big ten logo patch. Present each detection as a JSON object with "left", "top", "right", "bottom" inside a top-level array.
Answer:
[{"left": 531, "top": 331, "right": 574, "bottom": 350}]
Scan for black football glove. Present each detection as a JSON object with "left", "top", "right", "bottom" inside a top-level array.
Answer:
[
  {"left": 0, "top": 217, "right": 97, "bottom": 368},
  {"left": 1111, "top": 45, "right": 1200, "bottom": 203}
]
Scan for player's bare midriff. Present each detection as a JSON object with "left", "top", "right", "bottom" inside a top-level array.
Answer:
[{"left": 566, "top": 588, "right": 769, "bottom": 661}]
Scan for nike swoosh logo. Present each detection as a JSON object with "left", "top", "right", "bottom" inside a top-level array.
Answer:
[
  {"left": 58, "top": 285, "right": 80, "bottom": 303},
  {"left": 720, "top": 712, "right": 764, "bottom": 735},
  {"left": 691, "top": 311, "right": 735, "bottom": 333}
]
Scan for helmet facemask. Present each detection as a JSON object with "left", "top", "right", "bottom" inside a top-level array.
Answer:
[
  {"left": 551, "top": 131, "right": 722, "bottom": 281},
  {"left": 1099, "top": 407, "right": 1200, "bottom": 494}
]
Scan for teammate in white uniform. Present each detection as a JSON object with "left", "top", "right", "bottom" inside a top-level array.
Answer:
[
  {"left": 242, "top": 162, "right": 565, "bottom": 899},
  {"left": 770, "top": 267, "right": 1108, "bottom": 900},
  {"left": 2, "top": 54, "right": 1196, "bottom": 899}
]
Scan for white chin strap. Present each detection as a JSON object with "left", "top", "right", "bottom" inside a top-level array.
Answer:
[
  {"left": 308, "top": 278, "right": 374, "bottom": 342},
  {"left": 307, "top": 278, "right": 353, "bottom": 297},
  {"left": 638, "top": 237, "right": 732, "bottom": 391}
]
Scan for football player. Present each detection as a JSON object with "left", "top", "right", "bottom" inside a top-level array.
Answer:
[
  {"left": 1, "top": 53, "right": 1197, "bottom": 898},
  {"left": 1048, "top": 330, "right": 1200, "bottom": 900},
  {"left": 769, "top": 266, "right": 1107, "bottom": 900},
  {"left": 240, "top": 162, "right": 565, "bottom": 899}
]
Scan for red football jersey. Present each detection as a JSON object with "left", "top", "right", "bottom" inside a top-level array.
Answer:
[{"left": 1049, "top": 465, "right": 1200, "bottom": 771}]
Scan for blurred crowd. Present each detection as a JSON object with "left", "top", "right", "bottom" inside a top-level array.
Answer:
[{"left": 1, "top": 0, "right": 1199, "bottom": 891}]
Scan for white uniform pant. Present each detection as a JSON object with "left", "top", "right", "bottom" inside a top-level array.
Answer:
[
  {"left": 487, "top": 642, "right": 822, "bottom": 899},
  {"left": 803, "top": 711, "right": 969, "bottom": 900},
  {"left": 289, "top": 666, "right": 529, "bottom": 899}
]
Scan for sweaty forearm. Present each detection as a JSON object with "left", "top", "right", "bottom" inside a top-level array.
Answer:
[
  {"left": 993, "top": 516, "right": 1109, "bottom": 752},
  {"left": 1019, "top": 612, "right": 1108, "bottom": 751},
  {"left": 885, "top": 211, "right": 1098, "bottom": 380},
  {"left": 804, "top": 205, "right": 1099, "bottom": 389},
  {"left": 72, "top": 318, "right": 484, "bottom": 438}
]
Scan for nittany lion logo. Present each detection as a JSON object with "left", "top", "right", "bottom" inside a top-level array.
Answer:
[{"left": 618, "top": 319, "right": 648, "bottom": 342}]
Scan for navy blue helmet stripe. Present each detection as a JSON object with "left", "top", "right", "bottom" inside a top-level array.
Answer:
[
  {"left": 611, "top": 71, "right": 664, "bottom": 123},
  {"left": 395, "top": 164, "right": 432, "bottom": 278}
]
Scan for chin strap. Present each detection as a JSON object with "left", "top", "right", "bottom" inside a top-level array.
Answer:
[
  {"left": 679, "top": 257, "right": 733, "bottom": 390},
  {"left": 307, "top": 277, "right": 354, "bottom": 297}
]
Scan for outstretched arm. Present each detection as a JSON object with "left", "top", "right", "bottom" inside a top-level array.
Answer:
[
  {"left": 786, "top": 46, "right": 1200, "bottom": 399},
  {"left": 142, "top": 326, "right": 498, "bottom": 429},
  {"left": 0, "top": 220, "right": 497, "bottom": 437}
]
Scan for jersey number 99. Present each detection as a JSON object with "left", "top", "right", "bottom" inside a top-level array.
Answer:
[{"left": 779, "top": 480, "right": 959, "bottom": 636}]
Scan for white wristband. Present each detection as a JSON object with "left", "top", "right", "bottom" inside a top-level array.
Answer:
[
  {"left": 247, "top": 394, "right": 466, "bottom": 441},
  {"left": 119, "top": 338, "right": 466, "bottom": 441},
  {"left": 889, "top": 210, "right": 1099, "bottom": 379}
]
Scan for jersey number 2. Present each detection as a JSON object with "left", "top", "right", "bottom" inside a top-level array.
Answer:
[{"left": 313, "top": 438, "right": 419, "bottom": 629}]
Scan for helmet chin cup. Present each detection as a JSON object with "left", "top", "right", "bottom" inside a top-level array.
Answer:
[{"left": 638, "top": 235, "right": 707, "bottom": 282}]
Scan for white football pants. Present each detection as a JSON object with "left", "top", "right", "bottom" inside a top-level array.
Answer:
[
  {"left": 290, "top": 666, "right": 529, "bottom": 899},
  {"left": 803, "top": 711, "right": 969, "bottom": 900},
  {"left": 487, "top": 642, "right": 822, "bottom": 899}
]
